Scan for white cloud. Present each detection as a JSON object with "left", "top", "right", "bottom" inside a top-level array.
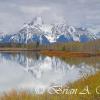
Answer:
[
  {"left": 0, "top": 0, "right": 100, "bottom": 33},
  {"left": 20, "top": 6, "right": 50, "bottom": 14}
]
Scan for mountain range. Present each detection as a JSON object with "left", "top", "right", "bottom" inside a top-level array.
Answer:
[{"left": 0, "top": 16, "right": 99, "bottom": 45}]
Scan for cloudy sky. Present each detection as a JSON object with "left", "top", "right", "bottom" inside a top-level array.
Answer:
[{"left": 0, "top": 0, "right": 100, "bottom": 34}]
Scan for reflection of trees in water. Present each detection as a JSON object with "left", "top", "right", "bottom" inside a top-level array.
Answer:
[{"left": 61, "top": 56, "right": 100, "bottom": 67}]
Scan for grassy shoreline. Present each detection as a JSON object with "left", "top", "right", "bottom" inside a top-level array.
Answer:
[{"left": 0, "top": 72, "right": 100, "bottom": 100}]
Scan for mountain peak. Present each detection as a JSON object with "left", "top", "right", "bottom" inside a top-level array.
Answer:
[{"left": 29, "top": 16, "right": 43, "bottom": 26}]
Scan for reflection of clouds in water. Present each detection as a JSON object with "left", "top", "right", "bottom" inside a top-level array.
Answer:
[
  {"left": 0, "top": 52, "right": 99, "bottom": 93},
  {"left": 0, "top": 60, "right": 28, "bottom": 92}
]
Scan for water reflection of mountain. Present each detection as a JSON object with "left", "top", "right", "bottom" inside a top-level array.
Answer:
[{"left": 0, "top": 52, "right": 99, "bottom": 80}]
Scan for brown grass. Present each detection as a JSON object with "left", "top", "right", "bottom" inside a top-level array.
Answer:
[{"left": 40, "top": 50, "right": 98, "bottom": 58}]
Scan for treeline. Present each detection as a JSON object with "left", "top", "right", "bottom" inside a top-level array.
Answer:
[
  {"left": 47, "top": 39, "right": 100, "bottom": 53},
  {"left": 0, "top": 42, "right": 40, "bottom": 49},
  {"left": 0, "top": 39, "right": 100, "bottom": 53}
]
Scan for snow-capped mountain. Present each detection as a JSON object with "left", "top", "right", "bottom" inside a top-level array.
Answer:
[
  {"left": 96, "top": 32, "right": 100, "bottom": 38},
  {"left": 0, "top": 16, "right": 98, "bottom": 44}
]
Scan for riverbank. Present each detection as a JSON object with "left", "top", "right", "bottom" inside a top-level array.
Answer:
[
  {"left": 0, "top": 48, "right": 100, "bottom": 57},
  {"left": 0, "top": 72, "right": 100, "bottom": 100},
  {"left": 41, "top": 50, "right": 100, "bottom": 57},
  {"left": 0, "top": 48, "right": 41, "bottom": 52}
]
